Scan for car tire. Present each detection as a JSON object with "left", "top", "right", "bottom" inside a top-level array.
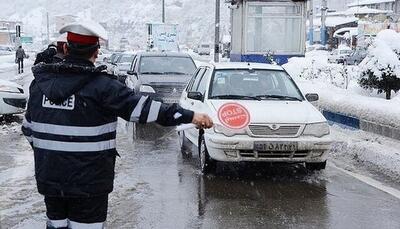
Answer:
[
  {"left": 306, "top": 161, "right": 327, "bottom": 171},
  {"left": 178, "top": 131, "right": 191, "bottom": 157},
  {"left": 198, "top": 135, "right": 216, "bottom": 174}
]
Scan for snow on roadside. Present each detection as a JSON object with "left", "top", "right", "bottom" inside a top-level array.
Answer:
[
  {"left": 0, "top": 55, "right": 16, "bottom": 71},
  {"left": 329, "top": 125, "right": 400, "bottom": 183},
  {"left": 284, "top": 46, "right": 400, "bottom": 128},
  {"left": 297, "top": 80, "right": 400, "bottom": 128},
  {"left": 0, "top": 122, "right": 22, "bottom": 135}
]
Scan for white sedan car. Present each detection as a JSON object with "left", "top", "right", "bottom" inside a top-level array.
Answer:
[
  {"left": 0, "top": 79, "right": 27, "bottom": 117},
  {"left": 178, "top": 62, "right": 332, "bottom": 174}
]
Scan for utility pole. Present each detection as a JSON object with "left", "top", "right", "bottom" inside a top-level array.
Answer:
[
  {"left": 320, "top": 0, "right": 328, "bottom": 46},
  {"left": 309, "top": 0, "right": 314, "bottom": 45},
  {"left": 46, "top": 12, "right": 50, "bottom": 44},
  {"left": 162, "top": 0, "right": 165, "bottom": 23},
  {"left": 214, "top": 0, "right": 220, "bottom": 62}
]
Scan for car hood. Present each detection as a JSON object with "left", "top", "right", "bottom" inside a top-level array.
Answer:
[
  {"left": 208, "top": 100, "right": 326, "bottom": 124},
  {"left": 139, "top": 74, "right": 192, "bottom": 84}
]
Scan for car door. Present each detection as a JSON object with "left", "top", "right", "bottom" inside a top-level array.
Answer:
[
  {"left": 185, "top": 67, "right": 212, "bottom": 144},
  {"left": 182, "top": 67, "right": 207, "bottom": 143},
  {"left": 180, "top": 68, "right": 202, "bottom": 110}
]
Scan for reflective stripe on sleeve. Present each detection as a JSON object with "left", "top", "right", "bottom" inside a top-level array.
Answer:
[
  {"left": 33, "top": 138, "right": 116, "bottom": 152},
  {"left": 30, "top": 121, "right": 117, "bottom": 137},
  {"left": 69, "top": 221, "right": 105, "bottom": 229},
  {"left": 47, "top": 219, "right": 68, "bottom": 228},
  {"left": 146, "top": 101, "right": 162, "bottom": 123},
  {"left": 130, "top": 96, "right": 148, "bottom": 122}
]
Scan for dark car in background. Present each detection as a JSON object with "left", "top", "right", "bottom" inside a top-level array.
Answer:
[
  {"left": 344, "top": 49, "right": 367, "bottom": 65},
  {"left": 127, "top": 52, "right": 197, "bottom": 104},
  {"left": 114, "top": 53, "right": 136, "bottom": 75}
]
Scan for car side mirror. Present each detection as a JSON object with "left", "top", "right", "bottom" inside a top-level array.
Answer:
[
  {"left": 305, "top": 93, "right": 319, "bottom": 102},
  {"left": 187, "top": 91, "right": 203, "bottom": 101},
  {"left": 127, "top": 71, "right": 138, "bottom": 78}
]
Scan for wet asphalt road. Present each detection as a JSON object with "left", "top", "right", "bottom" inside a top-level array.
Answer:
[
  {"left": 1, "top": 122, "right": 400, "bottom": 229},
  {"left": 107, "top": 125, "right": 400, "bottom": 229}
]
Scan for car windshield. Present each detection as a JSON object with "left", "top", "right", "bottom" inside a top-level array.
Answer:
[
  {"left": 118, "top": 55, "right": 135, "bottom": 63},
  {"left": 209, "top": 69, "right": 304, "bottom": 101},
  {"left": 201, "top": 44, "right": 210, "bottom": 48},
  {"left": 139, "top": 56, "right": 196, "bottom": 75},
  {"left": 110, "top": 54, "right": 121, "bottom": 63}
]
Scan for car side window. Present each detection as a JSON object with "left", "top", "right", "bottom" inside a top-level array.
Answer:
[
  {"left": 196, "top": 68, "right": 210, "bottom": 95},
  {"left": 133, "top": 57, "right": 140, "bottom": 72},
  {"left": 186, "top": 68, "right": 201, "bottom": 92},
  {"left": 189, "top": 68, "right": 206, "bottom": 91},
  {"left": 130, "top": 57, "right": 136, "bottom": 71}
]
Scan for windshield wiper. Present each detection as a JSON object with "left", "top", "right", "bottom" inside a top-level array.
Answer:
[
  {"left": 162, "top": 71, "right": 187, "bottom": 75},
  {"left": 210, "top": 94, "right": 261, "bottom": 101},
  {"left": 140, "top": 72, "right": 164, "bottom": 75},
  {"left": 255, "top": 95, "right": 303, "bottom": 101}
]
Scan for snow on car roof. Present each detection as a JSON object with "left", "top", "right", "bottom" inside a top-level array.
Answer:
[
  {"left": 199, "top": 62, "right": 284, "bottom": 71},
  {"left": 136, "top": 51, "right": 191, "bottom": 57},
  {"left": 348, "top": 0, "right": 394, "bottom": 7}
]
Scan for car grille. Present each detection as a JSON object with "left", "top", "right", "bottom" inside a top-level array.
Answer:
[
  {"left": 240, "top": 150, "right": 309, "bottom": 158},
  {"left": 151, "top": 84, "right": 186, "bottom": 95},
  {"left": 249, "top": 125, "right": 301, "bottom": 137},
  {"left": 3, "top": 98, "right": 27, "bottom": 109}
]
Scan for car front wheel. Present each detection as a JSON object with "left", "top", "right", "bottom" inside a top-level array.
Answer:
[
  {"left": 306, "top": 161, "right": 327, "bottom": 171},
  {"left": 198, "top": 136, "right": 216, "bottom": 174}
]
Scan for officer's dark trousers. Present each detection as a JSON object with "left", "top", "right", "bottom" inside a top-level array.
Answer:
[
  {"left": 44, "top": 195, "right": 108, "bottom": 229},
  {"left": 17, "top": 58, "right": 24, "bottom": 74}
]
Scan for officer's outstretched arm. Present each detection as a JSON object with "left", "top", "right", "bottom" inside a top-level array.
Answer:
[{"left": 102, "top": 80, "right": 194, "bottom": 126}]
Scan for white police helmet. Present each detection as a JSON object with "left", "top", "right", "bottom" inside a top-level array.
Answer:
[{"left": 59, "top": 20, "right": 108, "bottom": 45}]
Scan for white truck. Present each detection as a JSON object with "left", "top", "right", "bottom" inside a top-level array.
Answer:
[{"left": 146, "top": 23, "right": 179, "bottom": 52}]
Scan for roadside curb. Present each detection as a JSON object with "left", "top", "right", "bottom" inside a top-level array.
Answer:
[{"left": 322, "top": 110, "right": 400, "bottom": 141}]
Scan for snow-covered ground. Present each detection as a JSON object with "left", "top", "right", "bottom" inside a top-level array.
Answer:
[
  {"left": 330, "top": 125, "right": 400, "bottom": 185},
  {"left": 283, "top": 47, "right": 400, "bottom": 128}
]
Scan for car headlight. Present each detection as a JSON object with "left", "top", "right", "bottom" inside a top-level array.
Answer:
[
  {"left": 302, "top": 122, "right": 330, "bottom": 138},
  {"left": 0, "top": 85, "right": 20, "bottom": 93},
  {"left": 139, "top": 85, "right": 156, "bottom": 93},
  {"left": 214, "top": 124, "right": 246, "bottom": 137}
]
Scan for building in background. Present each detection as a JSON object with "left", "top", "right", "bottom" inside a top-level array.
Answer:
[
  {"left": 347, "top": 0, "right": 399, "bottom": 14},
  {"left": 0, "top": 20, "right": 22, "bottom": 46}
]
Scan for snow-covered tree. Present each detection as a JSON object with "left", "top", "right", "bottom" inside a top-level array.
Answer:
[{"left": 358, "top": 30, "right": 400, "bottom": 100}]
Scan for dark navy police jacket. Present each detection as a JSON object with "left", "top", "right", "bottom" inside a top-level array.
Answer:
[{"left": 22, "top": 56, "right": 194, "bottom": 197}]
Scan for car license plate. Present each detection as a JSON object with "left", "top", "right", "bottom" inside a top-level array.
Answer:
[
  {"left": 254, "top": 142, "right": 298, "bottom": 151},
  {"left": 163, "top": 98, "right": 179, "bottom": 103}
]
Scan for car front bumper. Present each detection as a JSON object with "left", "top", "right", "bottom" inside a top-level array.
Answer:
[
  {"left": 204, "top": 133, "right": 332, "bottom": 163},
  {"left": 0, "top": 95, "right": 27, "bottom": 115}
]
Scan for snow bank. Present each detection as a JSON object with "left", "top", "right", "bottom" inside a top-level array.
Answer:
[
  {"left": 284, "top": 49, "right": 400, "bottom": 129},
  {"left": 330, "top": 125, "right": 400, "bottom": 182},
  {"left": 0, "top": 55, "right": 16, "bottom": 71},
  {"left": 298, "top": 80, "right": 400, "bottom": 128}
]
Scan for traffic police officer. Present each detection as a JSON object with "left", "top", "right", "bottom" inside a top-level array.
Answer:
[{"left": 22, "top": 20, "right": 213, "bottom": 229}]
